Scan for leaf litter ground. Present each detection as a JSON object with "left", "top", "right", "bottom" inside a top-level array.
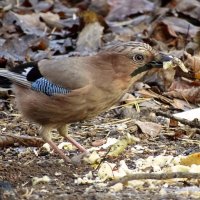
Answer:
[{"left": 0, "top": 98, "right": 200, "bottom": 200}]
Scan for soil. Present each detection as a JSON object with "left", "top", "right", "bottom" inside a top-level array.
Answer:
[{"left": 0, "top": 98, "right": 200, "bottom": 200}]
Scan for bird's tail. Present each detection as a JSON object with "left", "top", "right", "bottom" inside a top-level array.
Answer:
[
  {"left": 0, "top": 76, "right": 12, "bottom": 88},
  {"left": 0, "top": 69, "right": 31, "bottom": 88},
  {"left": 0, "top": 69, "right": 12, "bottom": 88}
]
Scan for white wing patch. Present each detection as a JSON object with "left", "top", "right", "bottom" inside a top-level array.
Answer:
[{"left": 22, "top": 67, "right": 33, "bottom": 76}]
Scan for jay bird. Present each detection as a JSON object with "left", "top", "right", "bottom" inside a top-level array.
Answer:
[{"left": 0, "top": 42, "right": 172, "bottom": 164}]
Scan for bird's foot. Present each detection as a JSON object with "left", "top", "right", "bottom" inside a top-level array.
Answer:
[
  {"left": 65, "top": 135, "right": 87, "bottom": 153},
  {"left": 71, "top": 151, "right": 89, "bottom": 165},
  {"left": 46, "top": 139, "right": 71, "bottom": 164}
]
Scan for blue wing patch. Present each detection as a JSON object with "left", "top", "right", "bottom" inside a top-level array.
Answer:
[{"left": 31, "top": 77, "right": 71, "bottom": 96}]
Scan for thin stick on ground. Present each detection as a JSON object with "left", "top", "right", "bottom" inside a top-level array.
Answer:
[
  {"left": 95, "top": 146, "right": 112, "bottom": 171},
  {"left": 0, "top": 134, "right": 44, "bottom": 148},
  {"left": 156, "top": 110, "right": 200, "bottom": 129},
  {"left": 108, "top": 172, "right": 200, "bottom": 186}
]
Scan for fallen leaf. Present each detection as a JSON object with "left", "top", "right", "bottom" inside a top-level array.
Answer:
[
  {"left": 4, "top": 11, "right": 47, "bottom": 36},
  {"left": 170, "top": 98, "right": 191, "bottom": 110},
  {"left": 107, "top": 0, "right": 154, "bottom": 21},
  {"left": 175, "top": 0, "right": 200, "bottom": 21},
  {"left": 169, "top": 119, "right": 178, "bottom": 127},
  {"left": 91, "top": 139, "right": 106, "bottom": 147},
  {"left": 166, "top": 77, "right": 200, "bottom": 104},
  {"left": 142, "top": 67, "right": 176, "bottom": 91},
  {"left": 135, "top": 121, "right": 162, "bottom": 137},
  {"left": 76, "top": 22, "right": 104, "bottom": 53},
  {"left": 184, "top": 52, "right": 200, "bottom": 79},
  {"left": 162, "top": 17, "right": 199, "bottom": 37},
  {"left": 151, "top": 22, "right": 177, "bottom": 43}
]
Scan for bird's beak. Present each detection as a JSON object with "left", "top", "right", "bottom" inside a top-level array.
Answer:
[
  {"left": 148, "top": 53, "right": 173, "bottom": 68},
  {"left": 130, "top": 53, "right": 173, "bottom": 77}
]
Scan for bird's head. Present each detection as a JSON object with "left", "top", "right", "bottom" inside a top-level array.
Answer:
[{"left": 103, "top": 41, "right": 173, "bottom": 78}]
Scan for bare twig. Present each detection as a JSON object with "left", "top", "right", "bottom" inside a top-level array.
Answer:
[
  {"left": 109, "top": 172, "right": 200, "bottom": 186},
  {"left": 0, "top": 134, "right": 44, "bottom": 148},
  {"left": 95, "top": 146, "right": 112, "bottom": 171},
  {"left": 156, "top": 110, "right": 200, "bottom": 129}
]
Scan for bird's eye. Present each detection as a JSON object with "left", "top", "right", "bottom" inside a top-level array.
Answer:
[{"left": 134, "top": 54, "right": 144, "bottom": 61}]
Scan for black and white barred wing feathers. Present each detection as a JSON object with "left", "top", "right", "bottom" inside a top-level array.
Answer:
[
  {"left": 0, "top": 69, "right": 31, "bottom": 88},
  {"left": 0, "top": 68, "right": 72, "bottom": 96},
  {"left": 31, "top": 77, "right": 71, "bottom": 96}
]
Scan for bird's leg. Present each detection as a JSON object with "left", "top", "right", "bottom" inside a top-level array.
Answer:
[
  {"left": 58, "top": 125, "right": 87, "bottom": 153},
  {"left": 40, "top": 126, "right": 71, "bottom": 163}
]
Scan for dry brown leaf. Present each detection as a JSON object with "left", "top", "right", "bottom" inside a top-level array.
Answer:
[
  {"left": 166, "top": 79, "right": 200, "bottom": 103},
  {"left": 170, "top": 98, "right": 191, "bottom": 110},
  {"left": 107, "top": 0, "right": 154, "bottom": 21},
  {"left": 135, "top": 121, "right": 162, "bottom": 137},
  {"left": 151, "top": 22, "right": 177, "bottom": 43},
  {"left": 169, "top": 119, "right": 179, "bottom": 127},
  {"left": 162, "top": 17, "right": 199, "bottom": 37},
  {"left": 76, "top": 22, "right": 104, "bottom": 53},
  {"left": 184, "top": 52, "right": 200, "bottom": 79},
  {"left": 152, "top": 17, "right": 199, "bottom": 43},
  {"left": 4, "top": 11, "right": 47, "bottom": 36},
  {"left": 165, "top": 87, "right": 200, "bottom": 104},
  {"left": 169, "top": 79, "right": 200, "bottom": 90},
  {"left": 175, "top": 0, "right": 200, "bottom": 21},
  {"left": 92, "top": 139, "right": 106, "bottom": 147},
  {"left": 143, "top": 68, "right": 176, "bottom": 91},
  {"left": 39, "top": 12, "right": 63, "bottom": 30}
]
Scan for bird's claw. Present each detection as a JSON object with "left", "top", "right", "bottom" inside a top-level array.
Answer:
[{"left": 71, "top": 152, "right": 89, "bottom": 166}]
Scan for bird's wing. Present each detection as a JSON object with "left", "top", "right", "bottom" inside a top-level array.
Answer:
[
  {"left": 2, "top": 56, "right": 93, "bottom": 96},
  {"left": 37, "top": 56, "right": 92, "bottom": 89}
]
